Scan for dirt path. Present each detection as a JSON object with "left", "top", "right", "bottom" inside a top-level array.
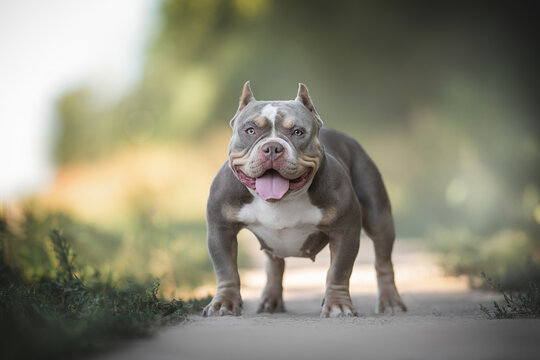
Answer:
[{"left": 96, "top": 237, "right": 540, "bottom": 360}]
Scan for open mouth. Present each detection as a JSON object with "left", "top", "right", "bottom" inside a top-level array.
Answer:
[{"left": 236, "top": 168, "right": 312, "bottom": 200}]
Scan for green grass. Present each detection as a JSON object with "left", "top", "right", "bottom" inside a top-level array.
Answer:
[
  {"left": 0, "top": 218, "right": 211, "bottom": 359},
  {"left": 2, "top": 206, "right": 250, "bottom": 293},
  {"left": 479, "top": 272, "right": 540, "bottom": 319}
]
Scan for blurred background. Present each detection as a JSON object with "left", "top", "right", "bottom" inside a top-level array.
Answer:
[{"left": 1, "top": 0, "right": 539, "bottom": 296}]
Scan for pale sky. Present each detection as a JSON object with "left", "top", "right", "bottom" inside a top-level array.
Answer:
[{"left": 0, "top": 0, "right": 161, "bottom": 199}]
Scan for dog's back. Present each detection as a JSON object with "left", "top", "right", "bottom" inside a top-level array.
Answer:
[{"left": 319, "top": 127, "right": 393, "bottom": 230}]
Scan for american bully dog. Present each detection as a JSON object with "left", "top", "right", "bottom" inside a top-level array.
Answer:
[{"left": 203, "top": 82, "right": 406, "bottom": 317}]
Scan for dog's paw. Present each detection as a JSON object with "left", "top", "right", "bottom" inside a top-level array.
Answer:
[
  {"left": 257, "top": 294, "right": 285, "bottom": 314},
  {"left": 202, "top": 293, "right": 242, "bottom": 317},
  {"left": 321, "top": 303, "right": 357, "bottom": 318},
  {"left": 376, "top": 284, "right": 407, "bottom": 314},
  {"left": 320, "top": 293, "right": 358, "bottom": 318}
]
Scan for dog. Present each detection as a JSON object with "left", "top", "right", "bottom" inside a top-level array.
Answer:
[{"left": 203, "top": 82, "right": 406, "bottom": 317}]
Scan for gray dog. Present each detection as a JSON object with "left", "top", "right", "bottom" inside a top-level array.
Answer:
[{"left": 203, "top": 82, "right": 406, "bottom": 317}]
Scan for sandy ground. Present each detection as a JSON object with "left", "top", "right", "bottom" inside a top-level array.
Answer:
[{"left": 96, "top": 236, "right": 540, "bottom": 360}]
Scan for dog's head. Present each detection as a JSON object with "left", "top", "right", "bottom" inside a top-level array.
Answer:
[{"left": 228, "top": 82, "right": 324, "bottom": 201}]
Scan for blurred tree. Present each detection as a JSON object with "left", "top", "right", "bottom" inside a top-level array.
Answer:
[{"left": 55, "top": 0, "right": 540, "bottom": 238}]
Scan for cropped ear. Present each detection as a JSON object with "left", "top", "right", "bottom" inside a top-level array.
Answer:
[
  {"left": 230, "top": 81, "right": 255, "bottom": 128},
  {"left": 295, "top": 83, "right": 323, "bottom": 127}
]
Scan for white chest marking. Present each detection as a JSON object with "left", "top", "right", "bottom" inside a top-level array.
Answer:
[{"left": 237, "top": 191, "right": 323, "bottom": 258}]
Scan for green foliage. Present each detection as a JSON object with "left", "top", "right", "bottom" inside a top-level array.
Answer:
[
  {"left": 53, "top": 0, "right": 539, "bottom": 240},
  {"left": 55, "top": 88, "right": 121, "bottom": 164},
  {"left": 2, "top": 209, "right": 123, "bottom": 281},
  {"left": 0, "top": 219, "right": 211, "bottom": 359},
  {"left": 2, "top": 207, "right": 238, "bottom": 292},
  {"left": 49, "top": 229, "right": 78, "bottom": 282},
  {"left": 429, "top": 227, "right": 540, "bottom": 290},
  {"left": 480, "top": 273, "right": 540, "bottom": 319}
]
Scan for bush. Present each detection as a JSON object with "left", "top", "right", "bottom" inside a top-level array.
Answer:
[
  {"left": 1, "top": 207, "right": 239, "bottom": 294},
  {"left": 428, "top": 227, "right": 540, "bottom": 290}
]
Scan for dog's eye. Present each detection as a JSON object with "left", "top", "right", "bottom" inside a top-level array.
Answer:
[
  {"left": 245, "top": 128, "right": 255, "bottom": 135},
  {"left": 293, "top": 129, "right": 304, "bottom": 136}
]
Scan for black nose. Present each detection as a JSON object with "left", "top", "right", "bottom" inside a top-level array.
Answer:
[{"left": 261, "top": 142, "right": 284, "bottom": 160}]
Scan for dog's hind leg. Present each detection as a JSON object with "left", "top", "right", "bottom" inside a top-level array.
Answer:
[
  {"left": 257, "top": 251, "right": 286, "bottom": 313},
  {"left": 363, "top": 205, "right": 407, "bottom": 313},
  {"left": 350, "top": 160, "right": 406, "bottom": 314}
]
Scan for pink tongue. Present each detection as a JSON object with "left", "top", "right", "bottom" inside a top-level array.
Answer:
[{"left": 255, "top": 172, "right": 290, "bottom": 200}]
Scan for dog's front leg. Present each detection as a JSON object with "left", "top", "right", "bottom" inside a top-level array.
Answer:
[
  {"left": 321, "top": 228, "right": 360, "bottom": 318},
  {"left": 202, "top": 224, "right": 242, "bottom": 316}
]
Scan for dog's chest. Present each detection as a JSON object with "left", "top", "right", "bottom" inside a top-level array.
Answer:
[{"left": 237, "top": 193, "right": 323, "bottom": 258}]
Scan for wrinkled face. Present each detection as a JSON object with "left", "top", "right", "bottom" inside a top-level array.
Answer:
[{"left": 229, "top": 97, "right": 323, "bottom": 201}]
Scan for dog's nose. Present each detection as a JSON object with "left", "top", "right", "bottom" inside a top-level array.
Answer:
[{"left": 260, "top": 142, "right": 284, "bottom": 160}]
